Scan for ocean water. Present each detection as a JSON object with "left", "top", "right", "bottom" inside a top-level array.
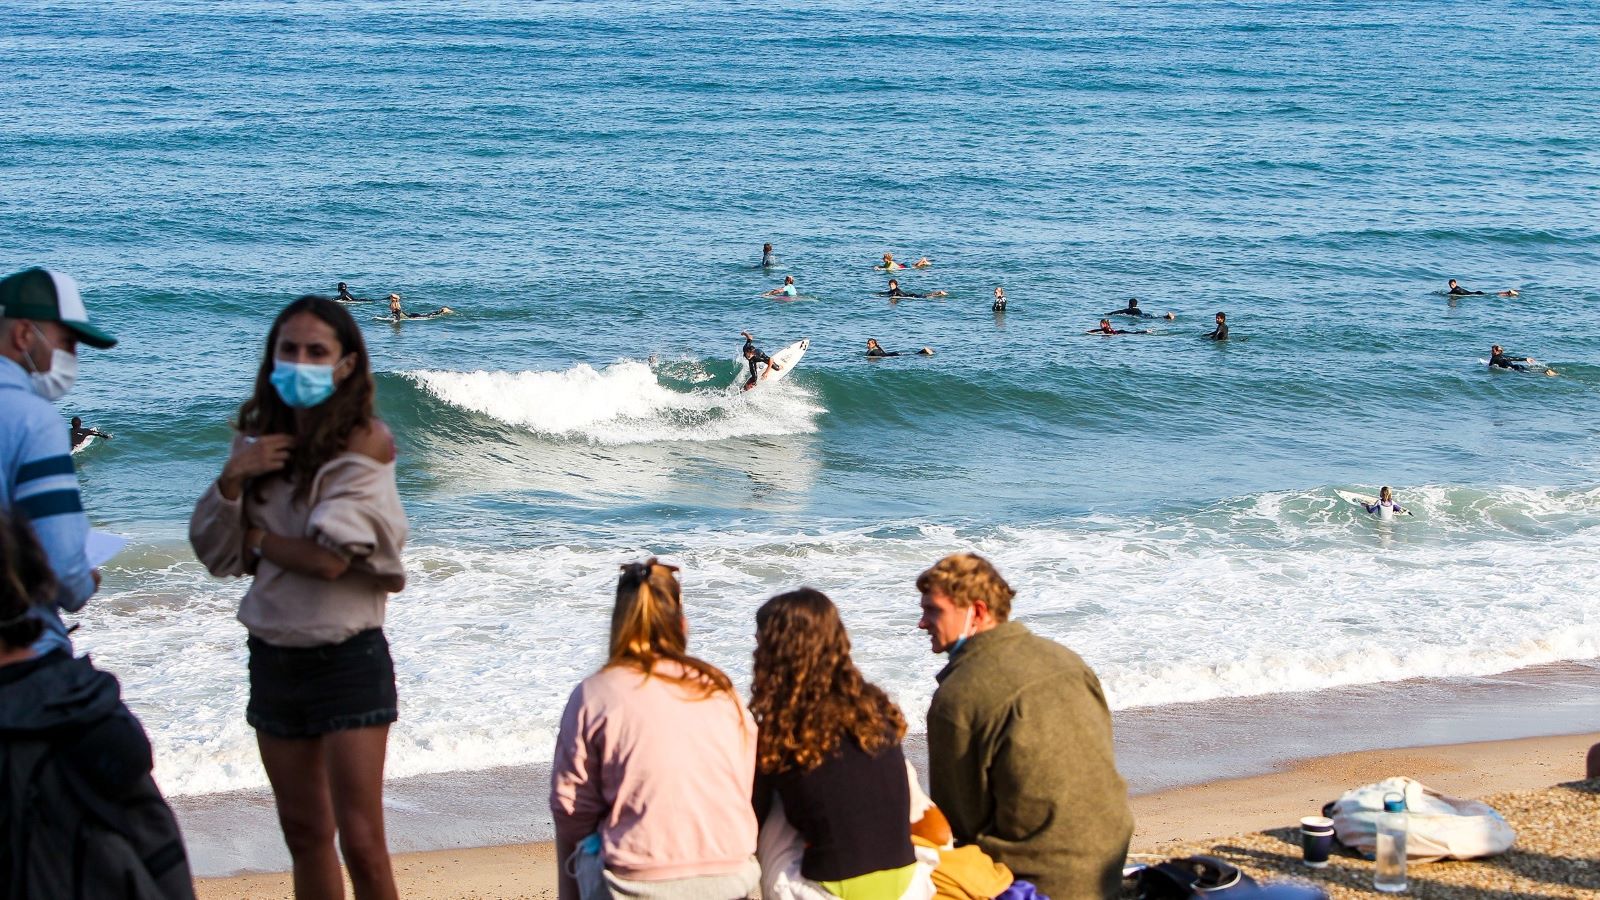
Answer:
[{"left": 4, "top": 0, "right": 1600, "bottom": 799}]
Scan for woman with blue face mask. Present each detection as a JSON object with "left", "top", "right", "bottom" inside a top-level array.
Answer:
[{"left": 189, "top": 295, "right": 408, "bottom": 900}]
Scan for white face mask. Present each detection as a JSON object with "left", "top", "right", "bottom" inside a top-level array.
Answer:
[
  {"left": 947, "top": 605, "right": 976, "bottom": 655},
  {"left": 24, "top": 326, "right": 77, "bottom": 401}
]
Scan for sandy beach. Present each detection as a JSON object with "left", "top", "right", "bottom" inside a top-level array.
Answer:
[{"left": 196, "top": 730, "right": 1598, "bottom": 899}]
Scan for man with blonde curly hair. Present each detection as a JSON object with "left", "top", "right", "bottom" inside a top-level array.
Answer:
[{"left": 916, "top": 552, "right": 1132, "bottom": 900}]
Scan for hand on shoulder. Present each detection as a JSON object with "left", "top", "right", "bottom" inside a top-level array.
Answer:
[{"left": 347, "top": 419, "right": 397, "bottom": 463}]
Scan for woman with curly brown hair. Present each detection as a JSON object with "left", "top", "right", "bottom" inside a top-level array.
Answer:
[
  {"left": 750, "top": 588, "right": 933, "bottom": 900},
  {"left": 550, "top": 559, "right": 760, "bottom": 900},
  {"left": 190, "top": 295, "right": 408, "bottom": 900}
]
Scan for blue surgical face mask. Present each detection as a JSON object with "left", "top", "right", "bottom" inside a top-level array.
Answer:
[
  {"left": 270, "top": 359, "right": 338, "bottom": 408},
  {"left": 947, "top": 606, "right": 975, "bottom": 656}
]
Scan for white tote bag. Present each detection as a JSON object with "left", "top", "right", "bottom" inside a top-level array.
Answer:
[{"left": 1327, "top": 776, "right": 1516, "bottom": 863}]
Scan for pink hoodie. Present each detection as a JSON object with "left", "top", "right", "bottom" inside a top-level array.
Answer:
[{"left": 550, "top": 660, "right": 757, "bottom": 882}]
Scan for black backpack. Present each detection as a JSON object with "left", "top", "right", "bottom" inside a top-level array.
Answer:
[
  {"left": 1135, "top": 855, "right": 1258, "bottom": 899},
  {"left": 0, "top": 736, "right": 194, "bottom": 899}
]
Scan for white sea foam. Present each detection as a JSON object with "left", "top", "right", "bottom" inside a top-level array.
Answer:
[
  {"left": 404, "top": 361, "right": 823, "bottom": 444},
  {"left": 78, "top": 484, "right": 1600, "bottom": 797}
]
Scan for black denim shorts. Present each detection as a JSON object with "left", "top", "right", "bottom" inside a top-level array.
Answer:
[{"left": 247, "top": 628, "right": 398, "bottom": 739}]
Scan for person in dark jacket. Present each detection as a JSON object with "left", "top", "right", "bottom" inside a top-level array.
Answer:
[
  {"left": 0, "top": 510, "right": 194, "bottom": 899},
  {"left": 916, "top": 553, "right": 1132, "bottom": 900}
]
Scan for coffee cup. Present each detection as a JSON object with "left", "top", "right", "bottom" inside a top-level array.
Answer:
[{"left": 1300, "top": 816, "right": 1335, "bottom": 867}]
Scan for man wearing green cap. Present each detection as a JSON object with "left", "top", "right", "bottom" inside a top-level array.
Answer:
[{"left": 0, "top": 266, "right": 117, "bottom": 656}]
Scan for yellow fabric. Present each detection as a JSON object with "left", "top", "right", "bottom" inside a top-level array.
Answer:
[
  {"left": 914, "top": 838, "right": 1013, "bottom": 900},
  {"left": 818, "top": 862, "right": 918, "bottom": 900}
]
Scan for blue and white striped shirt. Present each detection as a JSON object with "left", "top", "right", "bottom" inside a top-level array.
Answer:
[{"left": 0, "top": 355, "right": 94, "bottom": 655}]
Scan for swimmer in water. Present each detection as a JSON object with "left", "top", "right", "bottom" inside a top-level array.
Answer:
[
  {"left": 865, "top": 338, "right": 934, "bottom": 357},
  {"left": 876, "top": 278, "right": 948, "bottom": 300},
  {"left": 69, "top": 416, "right": 111, "bottom": 446},
  {"left": 1488, "top": 344, "right": 1556, "bottom": 376},
  {"left": 1448, "top": 279, "right": 1519, "bottom": 298},
  {"left": 1361, "top": 486, "right": 1407, "bottom": 520},
  {"left": 992, "top": 287, "right": 1007, "bottom": 311},
  {"left": 335, "top": 282, "right": 370, "bottom": 303},
  {"left": 1106, "top": 298, "right": 1154, "bottom": 319},
  {"left": 1086, "top": 319, "right": 1147, "bottom": 336},
  {"left": 387, "top": 293, "right": 455, "bottom": 320},
  {"left": 741, "top": 330, "right": 783, "bottom": 390},
  {"left": 763, "top": 275, "right": 799, "bottom": 299},
  {"left": 762, "top": 243, "right": 777, "bottom": 268},
  {"left": 876, "top": 252, "right": 932, "bottom": 271},
  {"left": 1204, "top": 312, "right": 1229, "bottom": 341}
]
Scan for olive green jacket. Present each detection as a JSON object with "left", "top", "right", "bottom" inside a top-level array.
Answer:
[{"left": 927, "top": 621, "right": 1132, "bottom": 900}]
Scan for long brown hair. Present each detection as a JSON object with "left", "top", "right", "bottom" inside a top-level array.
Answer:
[
  {"left": 236, "top": 295, "right": 375, "bottom": 500},
  {"left": 608, "top": 558, "right": 734, "bottom": 698},
  {"left": 750, "top": 588, "right": 906, "bottom": 774},
  {"left": 0, "top": 511, "right": 55, "bottom": 650}
]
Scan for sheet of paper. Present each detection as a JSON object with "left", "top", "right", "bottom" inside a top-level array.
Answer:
[{"left": 85, "top": 530, "right": 128, "bottom": 568}]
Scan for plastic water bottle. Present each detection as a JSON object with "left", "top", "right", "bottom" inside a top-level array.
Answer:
[{"left": 1374, "top": 792, "right": 1408, "bottom": 892}]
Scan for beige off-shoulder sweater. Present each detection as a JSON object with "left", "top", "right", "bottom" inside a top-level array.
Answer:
[{"left": 190, "top": 443, "right": 408, "bottom": 648}]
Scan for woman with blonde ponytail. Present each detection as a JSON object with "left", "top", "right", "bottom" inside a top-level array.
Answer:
[{"left": 550, "top": 559, "right": 759, "bottom": 900}]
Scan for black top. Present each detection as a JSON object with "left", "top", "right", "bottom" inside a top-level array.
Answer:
[
  {"left": 1489, "top": 351, "right": 1527, "bottom": 370},
  {"left": 879, "top": 287, "right": 926, "bottom": 299},
  {"left": 1449, "top": 285, "right": 1484, "bottom": 296},
  {"left": 745, "top": 346, "right": 772, "bottom": 380},
  {"left": 866, "top": 346, "right": 899, "bottom": 357},
  {"left": 1206, "top": 321, "right": 1229, "bottom": 340},
  {"left": 0, "top": 651, "right": 154, "bottom": 797},
  {"left": 753, "top": 735, "right": 916, "bottom": 882}
]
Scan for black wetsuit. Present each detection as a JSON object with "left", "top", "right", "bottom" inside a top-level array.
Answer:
[
  {"left": 762, "top": 252, "right": 777, "bottom": 268},
  {"left": 992, "top": 297, "right": 1006, "bottom": 312},
  {"left": 744, "top": 340, "right": 773, "bottom": 382},
  {"left": 878, "top": 287, "right": 927, "bottom": 299},
  {"left": 1088, "top": 327, "right": 1133, "bottom": 335},
  {"left": 337, "top": 286, "right": 366, "bottom": 303},
  {"left": 1107, "top": 302, "right": 1152, "bottom": 318},
  {"left": 1489, "top": 351, "right": 1530, "bottom": 372},
  {"left": 1449, "top": 285, "right": 1485, "bottom": 296},
  {"left": 866, "top": 346, "right": 900, "bottom": 357},
  {"left": 1205, "top": 321, "right": 1229, "bottom": 341}
]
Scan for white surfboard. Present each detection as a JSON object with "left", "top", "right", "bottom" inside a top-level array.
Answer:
[
  {"left": 71, "top": 434, "right": 97, "bottom": 455},
  {"left": 753, "top": 339, "right": 808, "bottom": 388}
]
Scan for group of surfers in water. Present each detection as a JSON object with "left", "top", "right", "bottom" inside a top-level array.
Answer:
[
  {"left": 762, "top": 248, "right": 1553, "bottom": 377},
  {"left": 335, "top": 282, "right": 455, "bottom": 321}
]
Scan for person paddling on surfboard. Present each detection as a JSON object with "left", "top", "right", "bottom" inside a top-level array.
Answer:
[
  {"left": 1361, "top": 486, "right": 1406, "bottom": 520},
  {"left": 763, "top": 275, "right": 799, "bottom": 299},
  {"left": 741, "top": 331, "right": 782, "bottom": 391},
  {"left": 865, "top": 339, "right": 933, "bottom": 358},
  {"left": 1106, "top": 298, "right": 1155, "bottom": 319},
  {"left": 876, "top": 252, "right": 932, "bottom": 271},
  {"left": 1449, "top": 279, "right": 1518, "bottom": 298},
  {"left": 1204, "top": 311, "right": 1229, "bottom": 341},
  {"left": 68, "top": 416, "right": 110, "bottom": 447},
  {"left": 335, "top": 282, "right": 370, "bottom": 304},
  {"left": 1488, "top": 344, "right": 1556, "bottom": 376},
  {"left": 1087, "top": 319, "right": 1146, "bottom": 336},
  {"left": 386, "top": 293, "right": 454, "bottom": 321},
  {"left": 877, "top": 278, "right": 948, "bottom": 300}
]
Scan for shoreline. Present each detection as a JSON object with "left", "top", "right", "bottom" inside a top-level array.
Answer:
[
  {"left": 176, "top": 658, "right": 1600, "bottom": 877},
  {"left": 195, "top": 730, "right": 1599, "bottom": 900}
]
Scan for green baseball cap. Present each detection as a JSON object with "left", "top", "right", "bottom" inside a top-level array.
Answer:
[{"left": 0, "top": 267, "right": 116, "bottom": 349}]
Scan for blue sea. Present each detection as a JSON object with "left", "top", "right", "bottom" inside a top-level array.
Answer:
[{"left": 4, "top": 0, "right": 1600, "bottom": 814}]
